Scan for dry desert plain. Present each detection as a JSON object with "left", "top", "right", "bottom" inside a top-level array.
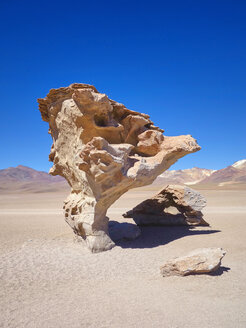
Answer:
[{"left": 0, "top": 184, "right": 246, "bottom": 328}]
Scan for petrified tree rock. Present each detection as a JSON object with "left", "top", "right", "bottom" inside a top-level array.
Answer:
[
  {"left": 123, "top": 185, "right": 208, "bottom": 226},
  {"left": 160, "top": 248, "right": 226, "bottom": 276},
  {"left": 38, "top": 83, "right": 201, "bottom": 252}
]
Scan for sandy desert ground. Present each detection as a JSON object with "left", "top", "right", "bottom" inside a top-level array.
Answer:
[{"left": 0, "top": 185, "right": 246, "bottom": 328}]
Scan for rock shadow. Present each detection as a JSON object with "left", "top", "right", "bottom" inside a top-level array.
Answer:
[
  {"left": 109, "top": 221, "right": 141, "bottom": 242},
  {"left": 208, "top": 266, "right": 230, "bottom": 276},
  {"left": 113, "top": 223, "right": 220, "bottom": 249}
]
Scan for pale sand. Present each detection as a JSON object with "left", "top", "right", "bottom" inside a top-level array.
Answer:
[{"left": 0, "top": 187, "right": 246, "bottom": 328}]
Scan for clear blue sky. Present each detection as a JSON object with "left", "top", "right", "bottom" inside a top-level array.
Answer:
[{"left": 0, "top": 0, "right": 245, "bottom": 171}]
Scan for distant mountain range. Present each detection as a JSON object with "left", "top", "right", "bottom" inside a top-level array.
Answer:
[
  {"left": 0, "top": 165, "right": 67, "bottom": 193},
  {"left": 199, "top": 159, "right": 246, "bottom": 186},
  {"left": 0, "top": 160, "right": 245, "bottom": 193},
  {"left": 154, "top": 167, "right": 215, "bottom": 185},
  {"left": 155, "top": 159, "right": 246, "bottom": 187}
]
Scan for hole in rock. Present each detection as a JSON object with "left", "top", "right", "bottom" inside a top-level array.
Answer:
[{"left": 94, "top": 114, "right": 108, "bottom": 127}]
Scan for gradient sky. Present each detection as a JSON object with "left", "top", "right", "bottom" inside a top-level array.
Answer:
[{"left": 0, "top": 0, "right": 245, "bottom": 172}]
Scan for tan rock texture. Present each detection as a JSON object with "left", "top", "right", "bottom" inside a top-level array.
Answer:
[
  {"left": 38, "top": 83, "right": 200, "bottom": 252},
  {"left": 123, "top": 185, "right": 208, "bottom": 226},
  {"left": 160, "top": 248, "right": 226, "bottom": 276}
]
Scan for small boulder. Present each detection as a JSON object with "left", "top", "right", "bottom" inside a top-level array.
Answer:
[
  {"left": 160, "top": 248, "right": 226, "bottom": 277},
  {"left": 108, "top": 221, "right": 141, "bottom": 242}
]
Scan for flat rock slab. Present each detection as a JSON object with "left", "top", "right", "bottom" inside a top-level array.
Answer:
[{"left": 160, "top": 248, "right": 226, "bottom": 277}]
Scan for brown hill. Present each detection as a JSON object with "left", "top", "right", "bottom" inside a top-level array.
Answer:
[
  {"left": 199, "top": 160, "right": 246, "bottom": 186},
  {"left": 0, "top": 165, "right": 68, "bottom": 193}
]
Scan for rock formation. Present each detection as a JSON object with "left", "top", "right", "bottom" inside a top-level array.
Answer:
[
  {"left": 38, "top": 83, "right": 201, "bottom": 252},
  {"left": 123, "top": 185, "right": 208, "bottom": 226},
  {"left": 160, "top": 248, "right": 226, "bottom": 276}
]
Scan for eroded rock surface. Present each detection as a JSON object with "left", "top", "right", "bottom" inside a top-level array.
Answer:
[
  {"left": 160, "top": 248, "right": 226, "bottom": 276},
  {"left": 38, "top": 83, "right": 200, "bottom": 252},
  {"left": 123, "top": 185, "right": 208, "bottom": 226}
]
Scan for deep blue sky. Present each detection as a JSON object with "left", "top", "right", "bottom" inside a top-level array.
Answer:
[{"left": 0, "top": 0, "right": 245, "bottom": 171}]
